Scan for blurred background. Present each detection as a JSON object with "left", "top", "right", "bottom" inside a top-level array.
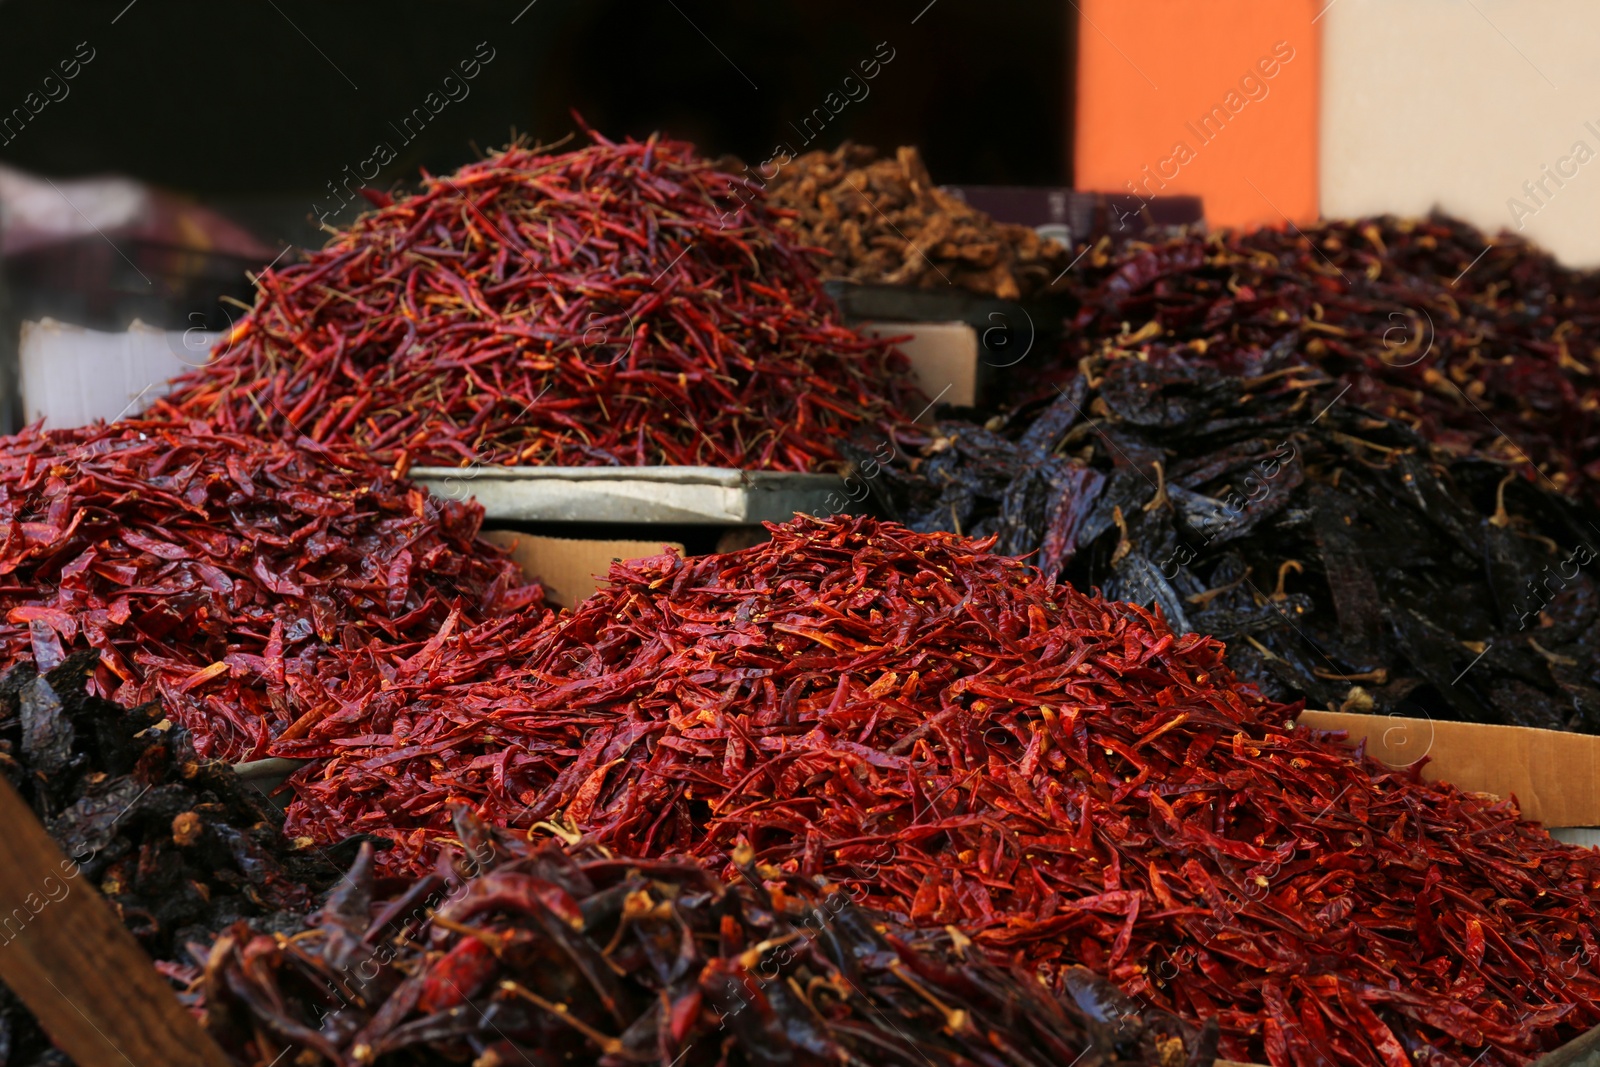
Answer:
[{"left": 0, "top": 0, "right": 1593, "bottom": 429}]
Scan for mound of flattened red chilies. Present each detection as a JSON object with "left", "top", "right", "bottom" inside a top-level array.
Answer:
[
  {"left": 154, "top": 131, "right": 925, "bottom": 472},
  {"left": 0, "top": 419, "right": 540, "bottom": 762},
  {"left": 1055, "top": 216, "right": 1600, "bottom": 503},
  {"left": 269, "top": 514, "right": 1600, "bottom": 1067},
  {"left": 196, "top": 807, "right": 1202, "bottom": 1067}
]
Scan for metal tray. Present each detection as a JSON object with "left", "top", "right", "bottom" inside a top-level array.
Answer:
[{"left": 410, "top": 465, "right": 847, "bottom": 525}]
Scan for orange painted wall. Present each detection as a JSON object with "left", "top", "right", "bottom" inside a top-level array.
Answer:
[{"left": 1073, "top": 0, "right": 1320, "bottom": 229}]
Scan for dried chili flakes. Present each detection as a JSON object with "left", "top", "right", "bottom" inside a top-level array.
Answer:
[
  {"left": 0, "top": 419, "right": 539, "bottom": 761},
  {"left": 155, "top": 131, "right": 925, "bottom": 472},
  {"left": 271, "top": 513, "right": 1600, "bottom": 1067}
]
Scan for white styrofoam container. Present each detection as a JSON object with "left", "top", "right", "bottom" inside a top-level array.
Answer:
[
  {"left": 411, "top": 465, "right": 850, "bottom": 525},
  {"left": 19, "top": 319, "right": 218, "bottom": 429},
  {"left": 1322, "top": 0, "right": 1600, "bottom": 267},
  {"left": 1551, "top": 827, "right": 1600, "bottom": 849}
]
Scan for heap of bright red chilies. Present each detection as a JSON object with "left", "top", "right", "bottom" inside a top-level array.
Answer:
[
  {"left": 154, "top": 133, "right": 925, "bottom": 472},
  {"left": 269, "top": 514, "right": 1600, "bottom": 1067},
  {"left": 0, "top": 420, "right": 541, "bottom": 760}
]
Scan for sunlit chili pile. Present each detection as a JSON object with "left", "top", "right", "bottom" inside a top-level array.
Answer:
[
  {"left": 0, "top": 419, "right": 539, "bottom": 762},
  {"left": 268, "top": 514, "right": 1600, "bottom": 1067},
  {"left": 195, "top": 807, "right": 1204, "bottom": 1067},
  {"left": 865, "top": 351, "right": 1600, "bottom": 732},
  {"left": 154, "top": 131, "right": 925, "bottom": 472},
  {"left": 1048, "top": 216, "right": 1600, "bottom": 503}
]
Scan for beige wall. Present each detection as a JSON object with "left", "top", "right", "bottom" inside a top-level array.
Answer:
[{"left": 1322, "top": 0, "right": 1600, "bottom": 265}]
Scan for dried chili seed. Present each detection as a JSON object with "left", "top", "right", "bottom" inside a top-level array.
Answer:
[
  {"left": 155, "top": 130, "right": 926, "bottom": 472},
  {"left": 266, "top": 513, "right": 1600, "bottom": 1067}
]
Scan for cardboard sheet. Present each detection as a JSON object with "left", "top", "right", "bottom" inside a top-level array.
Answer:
[
  {"left": 1299, "top": 710, "right": 1600, "bottom": 827},
  {"left": 482, "top": 531, "right": 683, "bottom": 609},
  {"left": 860, "top": 321, "right": 980, "bottom": 410}
]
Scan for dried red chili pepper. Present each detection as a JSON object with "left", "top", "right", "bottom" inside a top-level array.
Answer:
[
  {"left": 0, "top": 418, "right": 540, "bottom": 760},
  {"left": 155, "top": 129, "right": 926, "bottom": 473},
  {"left": 269, "top": 514, "right": 1600, "bottom": 1067}
]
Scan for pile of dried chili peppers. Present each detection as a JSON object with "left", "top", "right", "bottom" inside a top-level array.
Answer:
[
  {"left": 1048, "top": 216, "right": 1600, "bottom": 504},
  {"left": 865, "top": 351, "right": 1600, "bottom": 732},
  {"left": 263, "top": 513, "right": 1600, "bottom": 1067},
  {"left": 154, "top": 131, "right": 925, "bottom": 472},
  {"left": 195, "top": 807, "right": 1202, "bottom": 1067},
  {"left": 0, "top": 655, "right": 366, "bottom": 1065},
  {"left": 0, "top": 419, "right": 539, "bottom": 762},
  {"left": 762, "top": 143, "right": 1074, "bottom": 298}
]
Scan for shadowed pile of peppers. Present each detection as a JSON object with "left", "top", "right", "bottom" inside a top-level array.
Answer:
[
  {"left": 0, "top": 419, "right": 540, "bottom": 763},
  {"left": 154, "top": 130, "right": 925, "bottom": 472},
  {"left": 866, "top": 351, "right": 1600, "bottom": 731},
  {"left": 761, "top": 143, "right": 1073, "bottom": 299},
  {"left": 1042, "top": 216, "right": 1600, "bottom": 504},
  {"left": 197, "top": 808, "right": 1204, "bottom": 1067},
  {"left": 0, "top": 654, "right": 362, "bottom": 1067},
  {"left": 268, "top": 514, "right": 1600, "bottom": 1066}
]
